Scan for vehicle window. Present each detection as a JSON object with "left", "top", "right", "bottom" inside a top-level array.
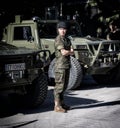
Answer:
[
  {"left": 14, "top": 26, "right": 32, "bottom": 40},
  {"left": 39, "top": 23, "right": 57, "bottom": 38}
]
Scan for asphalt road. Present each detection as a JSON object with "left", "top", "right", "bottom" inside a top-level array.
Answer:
[{"left": 0, "top": 78, "right": 120, "bottom": 128}]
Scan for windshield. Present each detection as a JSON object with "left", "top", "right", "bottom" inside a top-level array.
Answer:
[{"left": 38, "top": 21, "right": 82, "bottom": 38}]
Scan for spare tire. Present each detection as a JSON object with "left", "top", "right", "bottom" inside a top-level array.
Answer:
[{"left": 48, "top": 56, "right": 83, "bottom": 90}]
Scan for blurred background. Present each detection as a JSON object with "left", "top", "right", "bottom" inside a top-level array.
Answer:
[{"left": 0, "top": 0, "right": 120, "bottom": 39}]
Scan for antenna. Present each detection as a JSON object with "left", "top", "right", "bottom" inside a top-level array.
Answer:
[{"left": 60, "top": 3, "right": 63, "bottom": 17}]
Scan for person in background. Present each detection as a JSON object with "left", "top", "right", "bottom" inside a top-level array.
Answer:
[
  {"left": 54, "top": 21, "right": 74, "bottom": 113},
  {"left": 106, "top": 20, "right": 120, "bottom": 40}
]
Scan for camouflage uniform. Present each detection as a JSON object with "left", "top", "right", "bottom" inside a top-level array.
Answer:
[{"left": 54, "top": 35, "right": 72, "bottom": 101}]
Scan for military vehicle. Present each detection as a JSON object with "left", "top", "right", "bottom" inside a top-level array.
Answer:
[
  {"left": 1, "top": 15, "right": 82, "bottom": 90},
  {"left": 2, "top": 15, "right": 120, "bottom": 90},
  {"left": 37, "top": 19, "right": 120, "bottom": 89},
  {"left": 0, "top": 41, "right": 48, "bottom": 108}
]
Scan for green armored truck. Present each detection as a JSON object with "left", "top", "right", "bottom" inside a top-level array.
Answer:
[
  {"left": 2, "top": 15, "right": 120, "bottom": 90},
  {"left": 0, "top": 41, "right": 49, "bottom": 108}
]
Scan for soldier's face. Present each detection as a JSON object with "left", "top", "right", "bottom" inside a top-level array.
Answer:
[{"left": 58, "top": 28, "right": 67, "bottom": 37}]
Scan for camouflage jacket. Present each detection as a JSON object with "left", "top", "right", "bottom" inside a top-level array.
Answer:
[{"left": 54, "top": 35, "right": 72, "bottom": 69}]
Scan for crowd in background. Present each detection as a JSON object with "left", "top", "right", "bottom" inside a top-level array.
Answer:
[{"left": 72, "top": 9, "right": 120, "bottom": 40}]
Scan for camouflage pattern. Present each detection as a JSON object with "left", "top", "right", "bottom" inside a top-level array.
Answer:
[
  {"left": 54, "top": 35, "right": 72, "bottom": 69},
  {"left": 54, "top": 69, "right": 70, "bottom": 100},
  {"left": 54, "top": 35, "right": 72, "bottom": 100}
]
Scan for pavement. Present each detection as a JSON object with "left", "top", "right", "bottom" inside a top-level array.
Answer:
[{"left": 0, "top": 80, "right": 120, "bottom": 128}]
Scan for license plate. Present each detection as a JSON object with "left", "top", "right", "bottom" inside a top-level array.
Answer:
[{"left": 5, "top": 63, "right": 25, "bottom": 71}]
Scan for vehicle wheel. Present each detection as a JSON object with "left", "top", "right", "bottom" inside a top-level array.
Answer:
[
  {"left": 48, "top": 56, "right": 83, "bottom": 90},
  {"left": 24, "top": 72, "right": 48, "bottom": 108}
]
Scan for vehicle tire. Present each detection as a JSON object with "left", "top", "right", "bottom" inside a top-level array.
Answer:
[
  {"left": 48, "top": 56, "right": 83, "bottom": 90},
  {"left": 24, "top": 72, "right": 48, "bottom": 108}
]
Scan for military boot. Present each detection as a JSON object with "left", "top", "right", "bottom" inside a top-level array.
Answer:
[
  {"left": 61, "top": 101, "right": 71, "bottom": 110},
  {"left": 54, "top": 100, "right": 67, "bottom": 113}
]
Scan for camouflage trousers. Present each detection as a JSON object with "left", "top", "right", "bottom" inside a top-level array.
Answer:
[{"left": 54, "top": 68, "right": 70, "bottom": 101}]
